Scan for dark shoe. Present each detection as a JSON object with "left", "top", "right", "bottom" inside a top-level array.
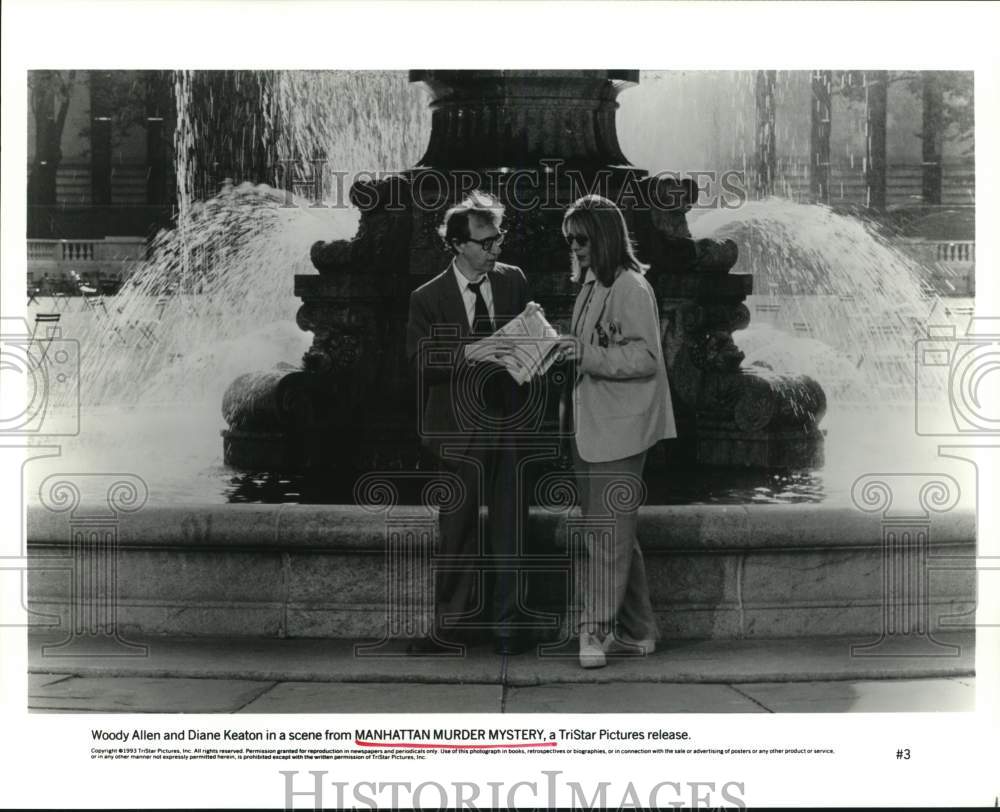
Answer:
[
  {"left": 449, "top": 627, "right": 491, "bottom": 647},
  {"left": 493, "top": 635, "right": 534, "bottom": 656},
  {"left": 406, "top": 637, "right": 462, "bottom": 655}
]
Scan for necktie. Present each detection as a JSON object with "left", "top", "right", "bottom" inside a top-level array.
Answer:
[{"left": 467, "top": 279, "right": 494, "bottom": 336}]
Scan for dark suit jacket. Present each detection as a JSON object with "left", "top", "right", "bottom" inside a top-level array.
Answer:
[{"left": 406, "top": 261, "right": 530, "bottom": 457}]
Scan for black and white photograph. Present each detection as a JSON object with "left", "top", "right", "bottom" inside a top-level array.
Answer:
[{"left": 2, "top": 1, "right": 998, "bottom": 809}]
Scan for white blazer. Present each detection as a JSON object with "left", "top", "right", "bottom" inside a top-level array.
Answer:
[{"left": 570, "top": 268, "right": 677, "bottom": 463}]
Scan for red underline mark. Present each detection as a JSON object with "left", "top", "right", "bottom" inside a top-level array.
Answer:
[{"left": 355, "top": 740, "right": 556, "bottom": 750}]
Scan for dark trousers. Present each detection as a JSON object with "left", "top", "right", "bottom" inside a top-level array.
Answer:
[{"left": 434, "top": 439, "right": 526, "bottom": 641}]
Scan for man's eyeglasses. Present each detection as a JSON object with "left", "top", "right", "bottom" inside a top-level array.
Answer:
[
  {"left": 465, "top": 230, "right": 506, "bottom": 253},
  {"left": 565, "top": 233, "right": 590, "bottom": 248}
]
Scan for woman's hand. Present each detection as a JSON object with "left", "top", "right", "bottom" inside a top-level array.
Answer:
[{"left": 555, "top": 336, "right": 582, "bottom": 362}]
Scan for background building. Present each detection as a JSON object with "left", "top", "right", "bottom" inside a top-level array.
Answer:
[{"left": 27, "top": 69, "right": 975, "bottom": 295}]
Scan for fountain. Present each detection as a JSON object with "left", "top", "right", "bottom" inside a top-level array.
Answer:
[
  {"left": 24, "top": 70, "right": 975, "bottom": 650},
  {"left": 222, "top": 70, "right": 826, "bottom": 475}
]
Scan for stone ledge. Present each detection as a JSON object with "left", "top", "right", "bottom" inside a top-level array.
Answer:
[
  {"left": 26, "top": 501, "right": 977, "bottom": 640},
  {"left": 26, "top": 502, "right": 976, "bottom": 551}
]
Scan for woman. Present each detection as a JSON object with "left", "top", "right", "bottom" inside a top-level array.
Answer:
[{"left": 556, "top": 195, "right": 676, "bottom": 669}]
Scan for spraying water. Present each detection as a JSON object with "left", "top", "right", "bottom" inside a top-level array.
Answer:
[
  {"left": 72, "top": 182, "right": 356, "bottom": 408},
  {"left": 70, "top": 71, "right": 428, "bottom": 411},
  {"left": 690, "top": 199, "right": 940, "bottom": 403},
  {"left": 274, "top": 70, "right": 429, "bottom": 177},
  {"left": 621, "top": 71, "right": 756, "bottom": 176},
  {"left": 26, "top": 70, "right": 972, "bottom": 504}
]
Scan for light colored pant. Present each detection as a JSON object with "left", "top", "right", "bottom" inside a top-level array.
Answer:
[{"left": 571, "top": 441, "right": 657, "bottom": 640}]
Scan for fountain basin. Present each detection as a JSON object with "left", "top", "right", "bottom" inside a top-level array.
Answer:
[{"left": 26, "top": 502, "right": 975, "bottom": 641}]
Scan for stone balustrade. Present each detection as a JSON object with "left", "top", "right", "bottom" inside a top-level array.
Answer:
[
  {"left": 27, "top": 236, "right": 147, "bottom": 287},
  {"left": 898, "top": 238, "right": 976, "bottom": 295},
  {"left": 934, "top": 240, "right": 974, "bottom": 264}
]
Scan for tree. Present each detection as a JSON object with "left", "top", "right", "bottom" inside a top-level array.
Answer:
[
  {"left": 865, "top": 71, "right": 888, "bottom": 210},
  {"left": 912, "top": 71, "right": 974, "bottom": 152},
  {"left": 28, "top": 70, "right": 76, "bottom": 204},
  {"left": 754, "top": 70, "right": 776, "bottom": 198},
  {"left": 74, "top": 70, "right": 281, "bottom": 208},
  {"left": 922, "top": 73, "right": 943, "bottom": 204},
  {"left": 76, "top": 70, "right": 175, "bottom": 205},
  {"left": 810, "top": 70, "right": 832, "bottom": 204},
  {"left": 834, "top": 70, "right": 974, "bottom": 208}
]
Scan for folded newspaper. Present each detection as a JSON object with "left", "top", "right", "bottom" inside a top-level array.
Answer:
[{"left": 466, "top": 304, "right": 563, "bottom": 385}]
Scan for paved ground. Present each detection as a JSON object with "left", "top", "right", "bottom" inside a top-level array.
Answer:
[{"left": 27, "top": 631, "right": 975, "bottom": 714}]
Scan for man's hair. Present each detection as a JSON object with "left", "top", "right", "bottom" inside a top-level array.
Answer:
[
  {"left": 439, "top": 191, "right": 505, "bottom": 253},
  {"left": 562, "top": 194, "right": 647, "bottom": 286}
]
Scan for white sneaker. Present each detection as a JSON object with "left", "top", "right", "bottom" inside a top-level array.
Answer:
[
  {"left": 578, "top": 634, "right": 607, "bottom": 669},
  {"left": 604, "top": 636, "right": 656, "bottom": 656}
]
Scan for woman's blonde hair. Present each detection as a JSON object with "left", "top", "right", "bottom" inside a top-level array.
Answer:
[{"left": 562, "top": 195, "right": 647, "bottom": 286}]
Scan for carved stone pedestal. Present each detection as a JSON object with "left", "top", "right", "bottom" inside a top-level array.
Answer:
[
  {"left": 658, "top": 272, "right": 825, "bottom": 469},
  {"left": 221, "top": 69, "right": 826, "bottom": 477},
  {"left": 222, "top": 71, "right": 647, "bottom": 472}
]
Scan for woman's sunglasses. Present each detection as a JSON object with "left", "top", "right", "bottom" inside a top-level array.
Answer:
[{"left": 565, "top": 233, "right": 590, "bottom": 248}]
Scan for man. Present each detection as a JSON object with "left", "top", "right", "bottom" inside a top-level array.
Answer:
[{"left": 405, "top": 192, "right": 533, "bottom": 656}]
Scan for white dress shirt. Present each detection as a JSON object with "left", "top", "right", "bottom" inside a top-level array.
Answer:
[{"left": 452, "top": 260, "right": 495, "bottom": 331}]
